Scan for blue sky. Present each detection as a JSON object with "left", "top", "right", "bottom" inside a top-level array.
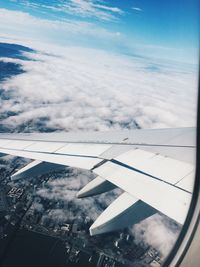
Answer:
[{"left": 0, "top": 0, "right": 199, "bottom": 63}]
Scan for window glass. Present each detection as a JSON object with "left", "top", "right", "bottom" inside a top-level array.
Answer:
[{"left": 0, "top": 1, "right": 199, "bottom": 266}]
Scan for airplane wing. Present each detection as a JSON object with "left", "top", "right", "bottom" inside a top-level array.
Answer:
[{"left": 0, "top": 127, "right": 196, "bottom": 235}]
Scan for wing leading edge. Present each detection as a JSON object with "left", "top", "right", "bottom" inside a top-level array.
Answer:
[{"left": 0, "top": 127, "right": 196, "bottom": 235}]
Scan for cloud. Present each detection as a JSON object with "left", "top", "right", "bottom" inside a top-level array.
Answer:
[
  {"left": 129, "top": 214, "right": 181, "bottom": 259},
  {"left": 7, "top": 155, "right": 179, "bottom": 259},
  {"left": 20, "top": 0, "right": 124, "bottom": 21},
  {"left": 0, "top": 43, "right": 197, "bottom": 132},
  {"left": 33, "top": 165, "right": 181, "bottom": 258},
  {"left": 0, "top": 152, "right": 181, "bottom": 260},
  {"left": 62, "top": 0, "right": 124, "bottom": 21},
  {"left": 132, "top": 7, "right": 143, "bottom": 12},
  {"left": 0, "top": 8, "right": 121, "bottom": 48},
  {"left": 36, "top": 168, "right": 122, "bottom": 222}
]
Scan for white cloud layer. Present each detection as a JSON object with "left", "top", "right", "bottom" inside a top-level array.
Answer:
[{"left": 0, "top": 43, "right": 197, "bottom": 132}]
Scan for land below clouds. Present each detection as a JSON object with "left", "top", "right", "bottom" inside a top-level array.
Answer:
[{"left": 0, "top": 40, "right": 196, "bottom": 260}]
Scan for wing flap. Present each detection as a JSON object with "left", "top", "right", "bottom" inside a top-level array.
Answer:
[
  {"left": 56, "top": 143, "right": 111, "bottom": 157},
  {"left": 99, "top": 144, "right": 132, "bottom": 160},
  {"left": 0, "top": 138, "right": 111, "bottom": 157},
  {"left": 0, "top": 140, "right": 34, "bottom": 150},
  {"left": 114, "top": 149, "right": 194, "bottom": 185},
  {"left": 0, "top": 139, "right": 15, "bottom": 147},
  {"left": 176, "top": 171, "right": 195, "bottom": 192},
  {"left": 89, "top": 192, "right": 156, "bottom": 235},
  {"left": 23, "top": 141, "right": 65, "bottom": 153},
  {"left": 0, "top": 147, "right": 102, "bottom": 170},
  {"left": 93, "top": 161, "right": 192, "bottom": 225}
]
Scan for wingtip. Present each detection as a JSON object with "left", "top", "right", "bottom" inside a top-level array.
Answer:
[
  {"left": 76, "top": 176, "right": 116, "bottom": 199},
  {"left": 89, "top": 225, "right": 97, "bottom": 236},
  {"left": 76, "top": 190, "right": 86, "bottom": 198},
  {"left": 11, "top": 174, "right": 20, "bottom": 181}
]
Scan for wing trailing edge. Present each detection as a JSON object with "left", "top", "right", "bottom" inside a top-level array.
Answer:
[{"left": 11, "top": 160, "right": 66, "bottom": 180}]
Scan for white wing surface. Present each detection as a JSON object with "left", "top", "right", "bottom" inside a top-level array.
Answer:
[{"left": 0, "top": 127, "right": 196, "bottom": 235}]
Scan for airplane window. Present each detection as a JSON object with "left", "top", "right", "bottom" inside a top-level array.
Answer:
[{"left": 0, "top": 1, "right": 199, "bottom": 267}]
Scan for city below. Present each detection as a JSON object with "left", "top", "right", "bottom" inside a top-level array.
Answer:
[{"left": 0, "top": 155, "right": 162, "bottom": 267}]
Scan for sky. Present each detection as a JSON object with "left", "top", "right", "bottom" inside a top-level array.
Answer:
[{"left": 0, "top": 0, "right": 199, "bottom": 63}]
